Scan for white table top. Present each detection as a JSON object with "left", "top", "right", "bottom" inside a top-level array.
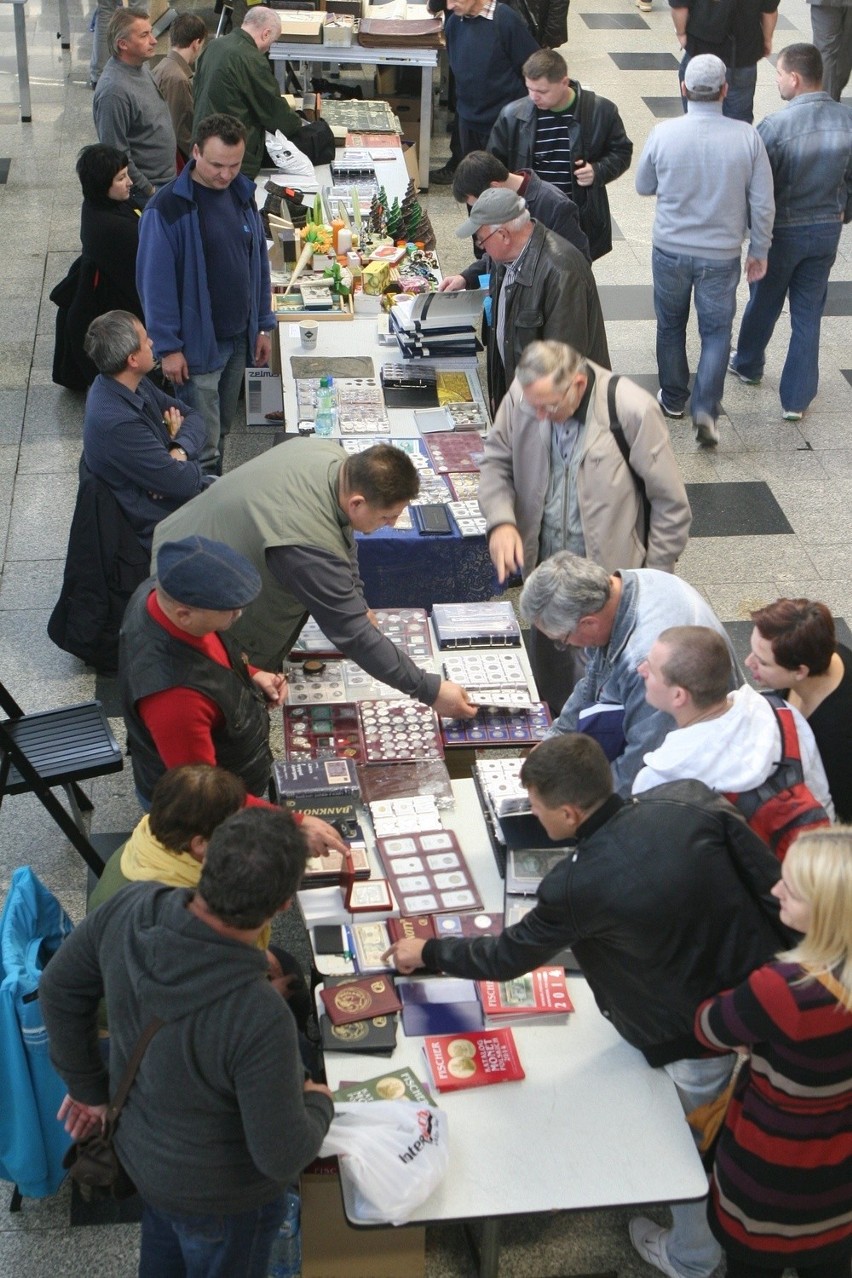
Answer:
[{"left": 319, "top": 779, "right": 709, "bottom": 1224}]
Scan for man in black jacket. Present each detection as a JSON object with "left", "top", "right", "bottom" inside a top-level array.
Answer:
[
  {"left": 488, "top": 48, "right": 633, "bottom": 259},
  {"left": 385, "top": 733, "right": 791, "bottom": 1278}
]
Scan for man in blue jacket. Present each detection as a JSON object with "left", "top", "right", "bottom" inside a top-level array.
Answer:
[{"left": 137, "top": 113, "right": 276, "bottom": 475}]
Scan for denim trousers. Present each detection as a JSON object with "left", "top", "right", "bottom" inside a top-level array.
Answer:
[
  {"left": 652, "top": 247, "right": 741, "bottom": 421},
  {"left": 178, "top": 331, "right": 250, "bottom": 474},
  {"left": 662, "top": 1054, "right": 736, "bottom": 1278},
  {"left": 731, "top": 221, "right": 842, "bottom": 414},
  {"left": 678, "top": 54, "right": 758, "bottom": 123},
  {"left": 139, "top": 1194, "right": 287, "bottom": 1278}
]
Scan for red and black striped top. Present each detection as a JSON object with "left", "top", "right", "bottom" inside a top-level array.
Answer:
[{"left": 695, "top": 961, "right": 852, "bottom": 1267}]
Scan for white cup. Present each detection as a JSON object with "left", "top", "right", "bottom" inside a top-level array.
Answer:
[{"left": 299, "top": 321, "right": 318, "bottom": 350}]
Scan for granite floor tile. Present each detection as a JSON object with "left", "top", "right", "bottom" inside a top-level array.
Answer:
[
  {"left": 6, "top": 473, "right": 77, "bottom": 559},
  {"left": 685, "top": 481, "right": 793, "bottom": 537},
  {"left": 677, "top": 534, "right": 819, "bottom": 584},
  {"left": 642, "top": 95, "right": 684, "bottom": 117}
]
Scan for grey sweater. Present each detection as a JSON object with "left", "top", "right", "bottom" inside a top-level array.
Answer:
[
  {"left": 40, "top": 883, "right": 333, "bottom": 1215},
  {"left": 93, "top": 58, "right": 176, "bottom": 203},
  {"left": 635, "top": 100, "right": 774, "bottom": 261}
]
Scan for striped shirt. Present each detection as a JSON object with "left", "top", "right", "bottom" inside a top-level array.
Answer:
[
  {"left": 695, "top": 961, "right": 852, "bottom": 1268},
  {"left": 533, "top": 107, "right": 576, "bottom": 198}
]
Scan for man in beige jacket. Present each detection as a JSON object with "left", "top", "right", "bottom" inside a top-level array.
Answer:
[{"left": 478, "top": 340, "right": 691, "bottom": 712}]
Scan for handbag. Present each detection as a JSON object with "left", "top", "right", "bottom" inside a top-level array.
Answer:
[{"left": 62, "top": 1017, "right": 163, "bottom": 1202}]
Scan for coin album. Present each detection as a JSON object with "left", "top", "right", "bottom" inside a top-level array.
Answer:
[{"left": 376, "top": 829, "right": 483, "bottom": 916}]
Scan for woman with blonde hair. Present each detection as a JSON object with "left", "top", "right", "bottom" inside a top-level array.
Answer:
[{"left": 695, "top": 827, "right": 852, "bottom": 1278}]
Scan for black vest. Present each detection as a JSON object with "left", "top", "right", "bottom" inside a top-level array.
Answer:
[{"left": 120, "top": 583, "right": 272, "bottom": 800}]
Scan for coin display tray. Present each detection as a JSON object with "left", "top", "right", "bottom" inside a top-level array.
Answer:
[
  {"left": 376, "top": 829, "right": 483, "bottom": 916},
  {"left": 358, "top": 699, "right": 444, "bottom": 762},
  {"left": 474, "top": 757, "right": 530, "bottom": 817},
  {"left": 447, "top": 473, "right": 480, "bottom": 501},
  {"left": 444, "top": 402, "right": 488, "bottom": 430},
  {"left": 341, "top": 661, "right": 402, "bottom": 701},
  {"left": 447, "top": 501, "right": 486, "bottom": 537},
  {"left": 442, "top": 701, "right": 551, "bottom": 747},
  {"left": 287, "top": 662, "right": 348, "bottom": 703},
  {"left": 442, "top": 651, "right": 527, "bottom": 690},
  {"left": 292, "top": 609, "right": 433, "bottom": 662},
  {"left": 284, "top": 703, "right": 366, "bottom": 762},
  {"left": 424, "top": 432, "right": 485, "bottom": 474}
]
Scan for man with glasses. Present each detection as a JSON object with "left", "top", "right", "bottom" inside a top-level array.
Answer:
[
  {"left": 519, "top": 551, "right": 738, "bottom": 793},
  {"left": 478, "top": 341, "right": 691, "bottom": 714},
  {"left": 439, "top": 187, "right": 609, "bottom": 411}
]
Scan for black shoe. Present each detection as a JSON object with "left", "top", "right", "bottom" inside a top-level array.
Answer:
[{"left": 428, "top": 164, "right": 457, "bottom": 186}]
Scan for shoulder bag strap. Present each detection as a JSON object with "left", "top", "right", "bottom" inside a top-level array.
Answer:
[
  {"left": 107, "top": 1017, "right": 165, "bottom": 1120},
  {"left": 607, "top": 376, "right": 652, "bottom": 550}
]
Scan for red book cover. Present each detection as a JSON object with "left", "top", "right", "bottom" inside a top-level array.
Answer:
[
  {"left": 320, "top": 975, "right": 402, "bottom": 1026},
  {"left": 387, "top": 915, "right": 437, "bottom": 943},
  {"left": 478, "top": 967, "right": 574, "bottom": 1020},
  {"left": 422, "top": 1028, "right": 525, "bottom": 1092}
]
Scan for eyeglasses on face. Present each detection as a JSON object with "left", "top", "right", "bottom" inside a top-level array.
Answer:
[{"left": 474, "top": 226, "right": 501, "bottom": 251}]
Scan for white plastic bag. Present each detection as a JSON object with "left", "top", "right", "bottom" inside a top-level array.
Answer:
[
  {"left": 318, "top": 1101, "right": 448, "bottom": 1225},
  {"left": 264, "top": 130, "right": 315, "bottom": 181}
]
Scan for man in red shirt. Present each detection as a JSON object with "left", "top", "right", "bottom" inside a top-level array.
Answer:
[{"left": 119, "top": 535, "right": 346, "bottom": 856}]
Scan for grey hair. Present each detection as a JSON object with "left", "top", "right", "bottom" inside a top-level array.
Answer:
[
  {"left": 517, "top": 340, "right": 585, "bottom": 390},
  {"left": 242, "top": 5, "right": 281, "bottom": 33},
  {"left": 84, "top": 310, "right": 143, "bottom": 375},
  {"left": 503, "top": 209, "right": 531, "bottom": 233},
  {"left": 520, "top": 552, "right": 611, "bottom": 635},
  {"left": 109, "top": 7, "right": 149, "bottom": 57}
]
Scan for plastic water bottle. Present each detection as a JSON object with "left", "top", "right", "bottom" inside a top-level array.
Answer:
[
  {"left": 314, "top": 376, "right": 336, "bottom": 437},
  {"left": 268, "top": 1190, "right": 301, "bottom": 1277}
]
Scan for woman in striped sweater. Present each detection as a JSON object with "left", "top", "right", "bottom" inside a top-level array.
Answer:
[{"left": 695, "top": 826, "right": 852, "bottom": 1278}]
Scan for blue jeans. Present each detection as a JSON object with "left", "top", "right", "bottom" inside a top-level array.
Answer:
[
  {"left": 731, "top": 221, "right": 842, "bottom": 414},
  {"left": 663, "top": 1054, "right": 735, "bottom": 1278},
  {"left": 178, "top": 331, "right": 250, "bottom": 474},
  {"left": 139, "top": 1195, "right": 287, "bottom": 1278},
  {"left": 679, "top": 54, "right": 757, "bottom": 123},
  {"left": 652, "top": 247, "right": 741, "bottom": 422}
]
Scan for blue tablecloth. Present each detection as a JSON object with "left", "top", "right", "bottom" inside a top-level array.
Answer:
[{"left": 357, "top": 527, "right": 498, "bottom": 609}]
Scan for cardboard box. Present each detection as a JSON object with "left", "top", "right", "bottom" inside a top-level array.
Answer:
[
  {"left": 402, "top": 138, "right": 419, "bottom": 189},
  {"left": 384, "top": 94, "right": 422, "bottom": 132},
  {"left": 300, "top": 1164, "right": 425, "bottom": 1278}
]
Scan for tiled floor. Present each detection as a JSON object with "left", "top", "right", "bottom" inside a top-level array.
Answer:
[{"left": 0, "top": 0, "right": 849, "bottom": 1272}]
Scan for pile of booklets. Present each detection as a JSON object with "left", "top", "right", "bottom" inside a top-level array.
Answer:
[{"left": 389, "top": 291, "right": 485, "bottom": 361}]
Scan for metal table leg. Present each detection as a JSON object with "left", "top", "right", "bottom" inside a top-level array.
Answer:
[{"left": 13, "top": 2, "right": 32, "bottom": 123}]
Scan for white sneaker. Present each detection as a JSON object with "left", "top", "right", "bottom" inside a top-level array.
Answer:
[
  {"left": 629, "top": 1217, "right": 684, "bottom": 1278},
  {"left": 693, "top": 412, "right": 720, "bottom": 447}
]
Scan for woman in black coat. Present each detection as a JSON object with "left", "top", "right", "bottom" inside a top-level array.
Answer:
[{"left": 52, "top": 144, "right": 143, "bottom": 390}]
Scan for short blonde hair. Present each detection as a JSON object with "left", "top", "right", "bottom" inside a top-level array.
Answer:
[{"left": 781, "top": 826, "right": 852, "bottom": 1003}]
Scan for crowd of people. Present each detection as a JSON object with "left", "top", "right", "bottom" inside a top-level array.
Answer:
[{"left": 29, "top": 3, "right": 852, "bottom": 1276}]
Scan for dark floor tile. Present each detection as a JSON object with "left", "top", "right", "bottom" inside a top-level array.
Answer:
[
  {"left": 598, "top": 284, "right": 656, "bottom": 321},
  {"left": 610, "top": 52, "right": 680, "bottom": 70},
  {"left": 611, "top": 216, "right": 624, "bottom": 241},
  {"left": 686, "top": 481, "right": 793, "bottom": 537},
  {"left": 0, "top": 159, "right": 10, "bottom": 185},
  {"left": 643, "top": 96, "right": 685, "bottom": 118},
  {"left": 581, "top": 12, "right": 649, "bottom": 27},
  {"left": 842, "top": 370, "right": 852, "bottom": 388},
  {"left": 825, "top": 281, "right": 852, "bottom": 316}
]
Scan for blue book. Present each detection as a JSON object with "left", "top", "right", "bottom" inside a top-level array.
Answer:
[{"left": 397, "top": 978, "right": 485, "bottom": 1037}]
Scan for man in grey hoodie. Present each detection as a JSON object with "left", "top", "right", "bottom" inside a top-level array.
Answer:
[{"left": 41, "top": 807, "right": 333, "bottom": 1276}]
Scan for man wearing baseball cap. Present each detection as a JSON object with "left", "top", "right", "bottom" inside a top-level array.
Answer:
[
  {"left": 635, "top": 55, "right": 774, "bottom": 446},
  {"left": 119, "top": 534, "right": 347, "bottom": 856},
  {"left": 440, "top": 185, "right": 609, "bottom": 412}
]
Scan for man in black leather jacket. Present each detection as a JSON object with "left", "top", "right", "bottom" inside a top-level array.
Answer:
[
  {"left": 488, "top": 48, "right": 633, "bottom": 259},
  {"left": 386, "top": 733, "right": 791, "bottom": 1278}
]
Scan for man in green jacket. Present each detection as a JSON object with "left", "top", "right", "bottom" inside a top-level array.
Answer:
[{"left": 192, "top": 7, "right": 302, "bottom": 178}]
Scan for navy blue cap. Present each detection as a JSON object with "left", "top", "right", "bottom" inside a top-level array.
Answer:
[{"left": 156, "top": 536, "right": 262, "bottom": 609}]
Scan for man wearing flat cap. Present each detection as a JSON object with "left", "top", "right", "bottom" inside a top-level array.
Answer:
[
  {"left": 636, "top": 55, "right": 774, "bottom": 447},
  {"left": 119, "top": 534, "right": 348, "bottom": 856},
  {"left": 439, "top": 186, "right": 610, "bottom": 412},
  {"left": 152, "top": 439, "right": 476, "bottom": 719}
]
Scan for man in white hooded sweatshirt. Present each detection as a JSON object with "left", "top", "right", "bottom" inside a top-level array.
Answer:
[{"left": 633, "top": 625, "right": 834, "bottom": 821}]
